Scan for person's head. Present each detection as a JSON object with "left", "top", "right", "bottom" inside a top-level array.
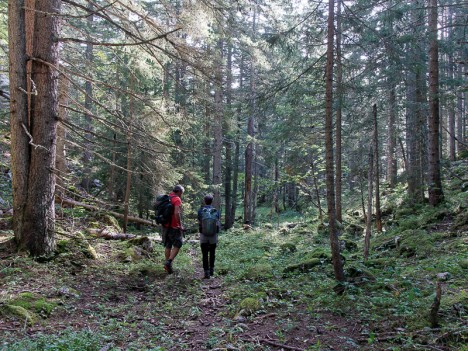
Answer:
[
  {"left": 203, "top": 194, "right": 213, "bottom": 205},
  {"left": 173, "top": 184, "right": 185, "bottom": 196}
]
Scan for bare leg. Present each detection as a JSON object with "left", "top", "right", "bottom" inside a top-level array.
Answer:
[{"left": 169, "top": 247, "right": 180, "bottom": 260}]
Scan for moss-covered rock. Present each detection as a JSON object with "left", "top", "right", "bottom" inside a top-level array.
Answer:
[
  {"left": 343, "top": 223, "right": 364, "bottom": 237},
  {"left": 453, "top": 210, "right": 468, "bottom": 231},
  {"left": 129, "top": 261, "right": 166, "bottom": 279},
  {"left": 364, "top": 257, "right": 396, "bottom": 268},
  {"left": 239, "top": 297, "right": 261, "bottom": 312},
  {"left": 340, "top": 238, "right": 358, "bottom": 252},
  {"left": 280, "top": 243, "right": 297, "bottom": 254},
  {"left": 398, "top": 229, "right": 433, "bottom": 258},
  {"left": 1, "top": 305, "right": 36, "bottom": 325},
  {"left": 243, "top": 263, "right": 273, "bottom": 281},
  {"left": 459, "top": 259, "right": 468, "bottom": 270},
  {"left": 127, "top": 236, "right": 154, "bottom": 253},
  {"left": 284, "top": 258, "right": 321, "bottom": 273},
  {"left": 6, "top": 292, "right": 57, "bottom": 318},
  {"left": 101, "top": 215, "right": 122, "bottom": 232}
]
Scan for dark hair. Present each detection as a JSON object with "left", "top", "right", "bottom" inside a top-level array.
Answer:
[
  {"left": 173, "top": 184, "right": 185, "bottom": 194},
  {"left": 204, "top": 194, "right": 213, "bottom": 205}
]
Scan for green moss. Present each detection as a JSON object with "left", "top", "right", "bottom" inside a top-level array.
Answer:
[
  {"left": 453, "top": 210, "right": 468, "bottom": 231},
  {"left": 129, "top": 261, "right": 166, "bottom": 279},
  {"left": 1, "top": 305, "right": 36, "bottom": 325},
  {"left": 280, "top": 243, "right": 297, "bottom": 253},
  {"left": 398, "top": 229, "right": 433, "bottom": 257},
  {"left": 83, "top": 244, "right": 98, "bottom": 259},
  {"left": 5, "top": 292, "right": 57, "bottom": 319},
  {"left": 365, "top": 258, "right": 396, "bottom": 268},
  {"left": 243, "top": 263, "right": 273, "bottom": 281},
  {"left": 459, "top": 259, "right": 468, "bottom": 270},
  {"left": 102, "top": 215, "right": 122, "bottom": 232},
  {"left": 239, "top": 297, "right": 261, "bottom": 312},
  {"left": 283, "top": 258, "right": 321, "bottom": 273}
]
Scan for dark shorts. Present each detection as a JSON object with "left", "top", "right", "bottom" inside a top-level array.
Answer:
[{"left": 162, "top": 227, "right": 183, "bottom": 249}]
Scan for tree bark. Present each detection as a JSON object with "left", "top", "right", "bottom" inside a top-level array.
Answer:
[
  {"left": 428, "top": 0, "right": 444, "bottom": 206},
  {"left": 244, "top": 6, "right": 257, "bottom": 225},
  {"left": 8, "top": 0, "right": 30, "bottom": 244},
  {"left": 364, "top": 145, "right": 374, "bottom": 261},
  {"left": 123, "top": 75, "right": 134, "bottom": 233},
  {"left": 325, "top": 0, "right": 345, "bottom": 282},
  {"left": 81, "top": 2, "right": 94, "bottom": 191},
  {"left": 387, "top": 86, "right": 397, "bottom": 187},
  {"left": 335, "top": 0, "right": 343, "bottom": 223},
  {"left": 224, "top": 39, "right": 233, "bottom": 229},
  {"left": 56, "top": 74, "right": 69, "bottom": 197},
  {"left": 20, "top": 0, "right": 62, "bottom": 256},
  {"left": 213, "top": 39, "right": 224, "bottom": 211},
  {"left": 373, "top": 104, "right": 382, "bottom": 232}
]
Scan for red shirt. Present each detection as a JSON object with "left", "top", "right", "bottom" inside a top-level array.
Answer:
[{"left": 166, "top": 192, "right": 182, "bottom": 228}]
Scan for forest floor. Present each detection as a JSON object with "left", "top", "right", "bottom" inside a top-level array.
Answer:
[
  {"left": 0, "top": 171, "right": 467, "bottom": 351},
  {"left": 0, "top": 232, "right": 373, "bottom": 351}
]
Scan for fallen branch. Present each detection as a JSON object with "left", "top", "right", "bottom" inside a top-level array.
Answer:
[
  {"left": 88, "top": 227, "right": 137, "bottom": 240},
  {"left": 56, "top": 196, "right": 157, "bottom": 227},
  {"left": 241, "top": 336, "right": 304, "bottom": 351}
]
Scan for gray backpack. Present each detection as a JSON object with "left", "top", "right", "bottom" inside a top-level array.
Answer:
[{"left": 201, "top": 207, "right": 218, "bottom": 236}]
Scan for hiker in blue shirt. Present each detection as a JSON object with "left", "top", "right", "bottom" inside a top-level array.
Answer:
[{"left": 197, "top": 195, "right": 220, "bottom": 279}]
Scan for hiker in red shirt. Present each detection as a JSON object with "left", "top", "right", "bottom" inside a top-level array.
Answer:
[{"left": 162, "top": 184, "right": 185, "bottom": 274}]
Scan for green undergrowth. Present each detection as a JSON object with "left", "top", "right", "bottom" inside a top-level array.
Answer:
[{"left": 216, "top": 194, "right": 467, "bottom": 349}]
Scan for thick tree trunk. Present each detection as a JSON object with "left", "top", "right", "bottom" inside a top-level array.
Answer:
[
  {"left": 428, "top": 0, "right": 444, "bottom": 205},
  {"left": 325, "top": 0, "right": 345, "bottom": 282},
  {"left": 8, "top": 0, "right": 30, "bottom": 243},
  {"left": 20, "top": 0, "right": 61, "bottom": 256}
]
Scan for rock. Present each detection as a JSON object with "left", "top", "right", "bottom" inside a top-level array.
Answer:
[
  {"left": 233, "top": 314, "right": 247, "bottom": 322},
  {"left": 436, "top": 272, "right": 451, "bottom": 281},
  {"left": 128, "top": 236, "right": 154, "bottom": 253}
]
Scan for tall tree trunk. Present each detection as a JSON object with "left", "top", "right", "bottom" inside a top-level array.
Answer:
[
  {"left": 82, "top": 3, "right": 94, "bottom": 191},
  {"left": 373, "top": 104, "right": 382, "bottom": 232},
  {"left": 364, "top": 145, "right": 374, "bottom": 261},
  {"left": 387, "top": 85, "right": 397, "bottom": 187},
  {"left": 213, "top": 40, "right": 224, "bottom": 211},
  {"left": 244, "top": 7, "right": 257, "bottom": 225},
  {"left": 56, "top": 75, "right": 69, "bottom": 197},
  {"left": 231, "top": 53, "right": 244, "bottom": 226},
  {"left": 20, "top": 0, "right": 61, "bottom": 256},
  {"left": 224, "top": 40, "right": 233, "bottom": 229},
  {"left": 324, "top": 0, "right": 345, "bottom": 282},
  {"left": 311, "top": 157, "right": 323, "bottom": 223},
  {"left": 427, "top": 0, "right": 444, "bottom": 205},
  {"left": 8, "top": 0, "right": 30, "bottom": 244},
  {"left": 123, "top": 75, "right": 134, "bottom": 233},
  {"left": 335, "top": 0, "right": 343, "bottom": 223}
]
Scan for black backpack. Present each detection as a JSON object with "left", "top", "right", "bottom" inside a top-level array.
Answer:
[{"left": 154, "top": 194, "right": 174, "bottom": 225}]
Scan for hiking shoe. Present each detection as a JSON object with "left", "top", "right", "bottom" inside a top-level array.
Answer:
[
  {"left": 164, "top": 260, "right": 173, "bottom": 274},
  {"left": 203, "top": 270, "right": 210, "bottom": 279}
]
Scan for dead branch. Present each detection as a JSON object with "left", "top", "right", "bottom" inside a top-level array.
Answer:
[{"left": 56, "top": 196, "right": 157, "bottom": 227}]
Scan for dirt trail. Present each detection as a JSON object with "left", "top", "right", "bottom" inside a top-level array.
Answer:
[{"left": 169, "top": 245, "right": 369, "bottom": 351}]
